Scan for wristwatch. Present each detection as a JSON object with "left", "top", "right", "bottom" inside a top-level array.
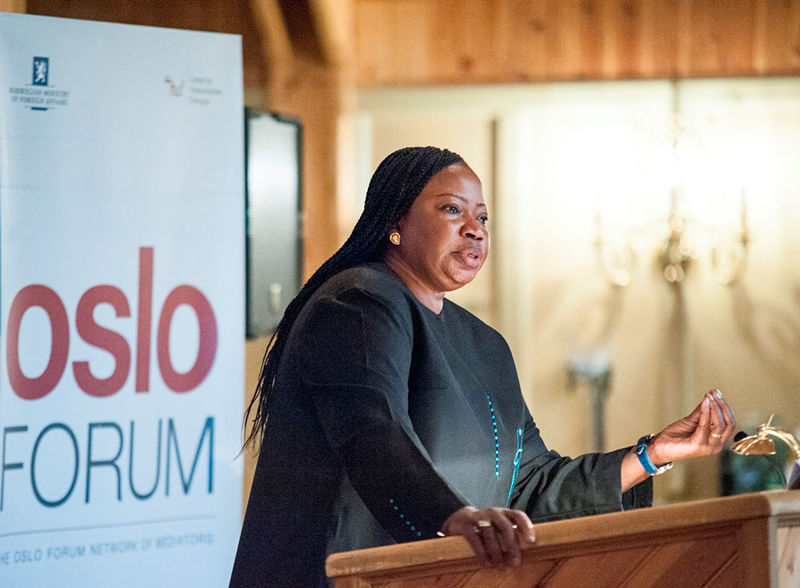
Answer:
[{"left": 635, "top": 434, "right": 673, "bottom": 476}]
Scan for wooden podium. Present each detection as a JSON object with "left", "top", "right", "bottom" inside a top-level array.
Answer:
[{"left": 326, "top": 490, "right": 800, "bottom": 587}]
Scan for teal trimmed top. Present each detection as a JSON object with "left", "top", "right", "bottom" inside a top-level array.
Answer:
[{"left": 231, "top": 262, "right": 652, "bottom": 587}]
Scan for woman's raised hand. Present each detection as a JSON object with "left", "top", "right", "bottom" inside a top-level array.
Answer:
[
  {"left": 647, "top": 389, "right": 737, "bottom": 466},
  {"left": 440, "top": 506, "right": 535, "bottom": 568}
]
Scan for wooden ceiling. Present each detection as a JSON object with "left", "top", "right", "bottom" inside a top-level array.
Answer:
[
  {"left": 18, "top": 1, "right": 800, "bottom": 88},
  {"left": 352, "top": 0, "right": 800, "bottom": 85}
]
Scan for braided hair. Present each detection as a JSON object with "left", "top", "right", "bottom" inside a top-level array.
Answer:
[{"left": 244, "top": 146, "right": 464, "bottom": 447}]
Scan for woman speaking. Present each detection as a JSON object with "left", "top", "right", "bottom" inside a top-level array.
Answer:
[{"left": 230, "top": 146, "right": 736, "bottom": 586}]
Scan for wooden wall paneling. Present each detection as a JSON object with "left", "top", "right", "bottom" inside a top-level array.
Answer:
[
  {"left": 491, "top": 0, "right": 580, "bottom": 81},
  {"left": 541, "top": 0, "right": 582, "bottom": 80},
  {"left": 351, "top": 0, "right": 388, "bottom": 84},
  {"left": 685, "top": 0, "right": 757, "bottom": 76},
  {"left": 754, "top": 0, "right": 800, "bottom": 74},
  {"left": 717, "top": 0, "right": 759, "bottom": 74},
  {"left": 0, "top": 0, "right": 26, "bottom": 12},
  {"left": 490, "top": 0, "right": 583, "bottom": 82},
  {"left": 495, "top": 0, "right": 550, "bottom": 81},
  {"left": 353, "top": 0, "right": 800, "bottom": 86},
  {"left": 579, "top": 0, "right": 608, "bottom": 78},
  {"left": 430, "top": 0, "right": 499, "bottom": 82},
  {"left": 361, "top": 0, "right": 436, "bottom": 84},
  {"left": 612, "top": 0, "right": 642, "bottom": 78},
  {"left": 642, "top": 0, "right": 682, "bottom": 77},
  {"left": 19, "top": 1, "right": 800, "bottom": 90}
]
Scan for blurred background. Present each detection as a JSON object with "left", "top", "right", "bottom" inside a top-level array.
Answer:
[{"left": 11, "top": 0, "right": 800, "bottom": 507}]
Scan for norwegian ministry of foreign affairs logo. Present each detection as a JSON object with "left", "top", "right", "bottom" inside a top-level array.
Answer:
[
  {"left": 33, "top": 56, "right": 49, "bottom": 86},
  {"left": 9, "top": 55, "right": 69, "bottom": 111}
]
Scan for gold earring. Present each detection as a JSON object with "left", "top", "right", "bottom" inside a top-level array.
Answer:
[{"left": 389, "top": 231, "right": 401, "bottom": 246}]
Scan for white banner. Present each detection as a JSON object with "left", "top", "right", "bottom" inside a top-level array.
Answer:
[{"left": 0, "top": 13, "right": 244, "bottom": 586}]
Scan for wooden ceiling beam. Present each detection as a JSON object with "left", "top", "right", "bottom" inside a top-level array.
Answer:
[
  {"left": 249, "top": 0, "right": 294, "bottom": 71},
  {"left": 311, "top": 0, "right": 354, "bottom": 68},
  {"left": 277, "top": 0, "right": 325, "bottom": 64},
  {"left": 250, "top": 0, "right": 352, "bottom": 68}
]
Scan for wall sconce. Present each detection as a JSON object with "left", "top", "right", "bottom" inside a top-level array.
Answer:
[
  {"left": 566, "top": 349, "right": 612, "bottom": 452},
  {"left": 595, "top": 189, "right": 749, "bottom": 287}
]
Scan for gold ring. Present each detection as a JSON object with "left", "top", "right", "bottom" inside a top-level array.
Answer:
[
  {"left": 711, "top": 433, "right": 722, "bottom": 439},
  {"left": 476, "top": 520, "right": 492, "bottom": 528}
]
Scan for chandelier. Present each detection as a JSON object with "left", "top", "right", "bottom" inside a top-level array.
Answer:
[
  {"left": 595, "top": 189, "right": 749, "bottom": 287},
  {"left": 595, "top": 109, "right": 750, "bottom": 288}
]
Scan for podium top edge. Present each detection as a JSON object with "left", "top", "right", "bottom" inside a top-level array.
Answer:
[{"left": 326, "top": 490, "right": 800, "bottom": 579}]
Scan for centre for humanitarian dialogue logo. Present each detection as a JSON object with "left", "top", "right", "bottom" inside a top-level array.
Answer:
[
  {"left": 32, "top": 56, "right": 49, "bottom": 86},
  {"left": 8, "top": 55, "right": 70, "bottom": 111},
  {"left": 163, "top": 73, "right": 222, "bottom": 106},
  {"left": 164, "top": 75, "right": 184, "bottom": 97}
]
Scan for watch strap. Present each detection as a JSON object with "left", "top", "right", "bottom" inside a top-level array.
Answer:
[{"left": 635, "top": 434, "right": 673, "bottom": 476}]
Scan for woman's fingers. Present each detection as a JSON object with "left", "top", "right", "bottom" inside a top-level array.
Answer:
[
  {"left": 717, "top": 392, "right": 737, "bottom": 437},
  {"left": 508, "top": 509, "right": 536, "bottom": 544},
  {"left": 443, "top": 507, "right": 534, "bottom": 569},
  {"left": 442, "top": 507, "right": 492, "bottom": 567},
  {"left": 477, "top": 518, "right": 507, "bottom": 566},
  {"left": 697, "top": 390, "right": 712, "bottom": 440},
  {"left": 494, "top": 513, "right": 526, "bottom": 567},
  {"left": 706, "top": 390, "right": 721, "bottom": 439},
  {"left": 464, "top": 524, "right": 490, "bottom": 567},
  {"left": 648, "top": 389, "right": 738, "bottom": 464},
  {"left": 712, "top": 391, "right": 726, "bottom": 426},
  {"left": 707, "top": 390, "right": 737, "bottom": 449},
  {"left": 489, "top": 509, "right": 535, "bottom": 567}
]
